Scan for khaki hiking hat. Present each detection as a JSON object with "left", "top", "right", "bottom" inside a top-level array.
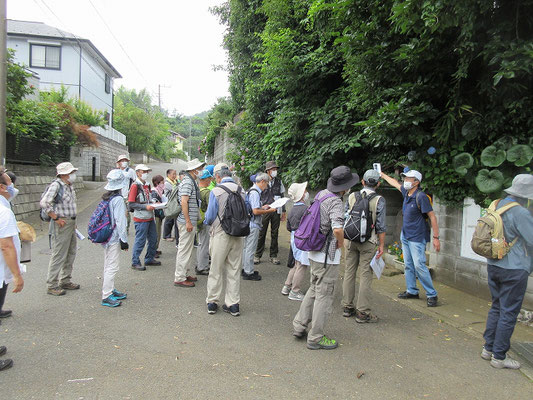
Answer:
[
  {"left": 265, "top": 161, "right": 278, "bottom": 171},
  {"left": 288, "top": 182, "right": 308, "bottom": 202},
  {"left": 56, "top": 162, "right": 78, "bottom": 176},
  {"left": 135, "top": 164, "right": 152, "bottom": 172},
  {"left": 186, "top": 158, "right": 206, "bottom": 172},
  {"left": 213, "top": 163, "right": 229, "bottom": 174},
  {"left": 504, "top": 174, "right": 533, "bottom": 200},
  {"left": 116, "top": 154, "right": 130, "bottom": 163}
]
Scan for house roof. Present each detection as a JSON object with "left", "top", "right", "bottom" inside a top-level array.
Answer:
[
  {"left": 7, "top": 19, "right": 122, "bottom": 78},
  {"left": 169, "top": 130, "right": 186, "bottom": 140}
]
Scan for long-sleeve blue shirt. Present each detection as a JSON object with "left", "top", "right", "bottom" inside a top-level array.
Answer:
[
  {"left": 105, "top": 195, "right": 128, "bottom": 246},
  {"left": 204, "top": 177, "right": 235, "bottom": 225},
  {"left": 489, "top": 196, "right": 533, "bottom": 274}
]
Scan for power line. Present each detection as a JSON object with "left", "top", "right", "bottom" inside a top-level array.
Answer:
[{"left": 87, "top": 0, "right": 149, "bottom": 87}]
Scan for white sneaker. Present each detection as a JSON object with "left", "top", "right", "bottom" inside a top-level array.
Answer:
[
  {"left": 288, "top": 290, "right": 305, "bottom": 301},
  {"left": 480, "top": 347, "right": 491, "bottom": 360},
  {"left": 490, "top": 355, "right": 521, "bottom": 369},
  {"left": 281, "top": 285, "right": 290, "bottom": 296}
]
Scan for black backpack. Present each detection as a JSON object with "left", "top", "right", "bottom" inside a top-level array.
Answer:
[
  {"left": 218, "top": 184, "right": 251, "bottom": 237},
  {"left": 343, "top": 192, "right": 377, "bottom": 242}
]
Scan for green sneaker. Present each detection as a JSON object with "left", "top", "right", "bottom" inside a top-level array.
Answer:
[{"left": 307, "top": 335, "right": 338, "bottom": 350}]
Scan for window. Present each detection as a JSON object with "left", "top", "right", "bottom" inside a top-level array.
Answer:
[
  {"left": 30, "top": 44, "right": 61, "bottom": 69},
  {"left": 105, "top": 74, "right": 111, "bottom": 94}
]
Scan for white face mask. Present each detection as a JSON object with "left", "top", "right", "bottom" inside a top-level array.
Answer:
[
  {"left": 7, "top": 185, "right": 19, "bottom": 202},
  {"left": 121, "top": 161, "right": 129, "bottom": 168},
  {"left": 68, "top": 173, "right": 77, "bottom": 183},
  {"left": 303, "top": 192, "right": 309, "bottom": 202},
  {"left": 403, "top": 181, "right": 413, "bottom": 190},
  {"left": 270, "top": 170, "right": 278, "bottom": 178},
  {"left": 141, "top": 173, "right": 149, "bottom": 181}
]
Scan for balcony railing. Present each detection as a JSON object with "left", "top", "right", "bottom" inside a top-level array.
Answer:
[{"left": 90, "top": 126, "right": 127, "bottom": 146}]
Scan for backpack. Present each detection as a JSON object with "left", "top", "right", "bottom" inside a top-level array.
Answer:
[
  {"left": 88, "top": 195, "right": 120, "bottom": 244},
  {"left": 344, "top": 192, "right": 378, "bottom": 242},
  {"left": 246, "top": 187, "right": 260, "bottom": 219},
  {"left": 294, "top": 192, "right": 337, "bottom": 251},
  {"left": 39, "top": 180, "right": 64, "bottom": 222},
  {"left": 471, "top": 199, "right": 519, "bottom": 260},
  {"left": 164, "top": 184, "right": 182, "bottom": 218},
  {"left": 217, "top": 184, "right": 250, "bottom": 237}
]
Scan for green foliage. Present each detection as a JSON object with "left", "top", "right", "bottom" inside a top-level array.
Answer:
[
  {"left": 201, "top": 98, "right": 234, "bottom": 157},
  {"left": 209, "top": 0, "right": 533, "bottom": 205},
  {"left": 7, "top": 100, "right": 66, "bottom": 144},
  {"left": 6, "top": 49, "right": 33, "bottom": 107}
]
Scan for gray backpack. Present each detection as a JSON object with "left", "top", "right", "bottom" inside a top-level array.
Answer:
[{"left": 163, "top": 185, "right": 182, "bottom": 219}]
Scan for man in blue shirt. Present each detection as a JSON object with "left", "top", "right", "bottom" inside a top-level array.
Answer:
[
  {"left": 480, "top": 174, "right": 533, "bottom": 370},
  {"left": 242, "top": 173, "right": 277, "bottom": 281},
  {"left": 381, "top": 170, "right": 441, "bottom": 307}
]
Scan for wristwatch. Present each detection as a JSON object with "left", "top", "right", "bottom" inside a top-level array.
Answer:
[
  {"left": 53, "top": 216, "right": 59, "bottom": 221},
  {"left": 433, "top": 236, "right": 440, "bottom": 239}
]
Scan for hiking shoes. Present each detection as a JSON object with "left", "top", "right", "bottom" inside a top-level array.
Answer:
[
  {"left": 131, "top": 264, "right": 146, "bottom": 271},
  {"left": 242, "top": 271, "right": 262, "bottom": 281},
  {"left": 174, "top": 280, "right": 195, "bottom": 288},
  {"left": 102, "top": 296, "right": 121, "bottom": 308},
  {"left": 195, "top": 267, "right": 210, "bottom": 276},
  {"left": 270, "top": 257, "right": 281, "bottom": 265},
  {"left": 253, "top": 257, "right": 260, "bottom": 265},
  {"left": 490, "top": 355, "right": 521, "bottom": 369},
  {"left": 207, "top": 303, "right": 218, "bottom": 315},
  {"left": 355, "top": 310, "right": 379, "bottom": 323},
  {"left": 145, "top": 260, "right": 161, "bottom": 266},
  {"left": 60, "top": 282, "right": 80, "bottom": 290},
  {"left": 481, "top": 347, "right": 492, "bottom": 361},
  {"left": 281, "top": 285, "right": 291, "bottom": 296},
  {"left": 398, "top": 291, "right": 419, "bottom": 299},
  {"left": 0, "top": 310, "right": 12, "bottom": 318},
  {"left": 307, "top": 335, "right": 338, "bottom": 350},
  {"left": 112, "top": 289, "right": 127, "bottom": 300},
  {"left": 47, "top": 287, "right": 66, "bottom": 296},
  {"left": 0, "top": 346, "right": 6, "bottom": 356},
  {"left": 288, "top": 290, "right": 305, "bottom": 301},
  {"left": 222, "top": 304, "right": 240, "bottom": 316},
  {"left": 427, "top": 296, "right": 438, "bottom": 307},
  {"left": 343, "top": 307, "right": 356, "bottom": 318},
  {"left": 293, "top": 330, "right": 306, "bottom": 339},
  {"left": 0, "top": 359, "right": 13, "bottom": 371}
]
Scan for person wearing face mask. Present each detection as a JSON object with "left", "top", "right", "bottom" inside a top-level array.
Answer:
[
  {"left": 242, "top": 173, "right": 277, "bottom": 281},
  {"left": 150, "top": 175, "right": 167, "bottom": 257},
  {"left": 116, "top": 155, "right": 136, "bottom": 232},
  {"left": 40, "top": 162, "right": 80, "bottom": 296},
  {"left": 174, "top": 159, "right": 206, "bottom": 287},
  {"left": 381, "top": 169, "right": 440, "bottom": 307},
  {"left": 0, "top": 169, "right": 24, "bottom": 371},
  {"left": 293, "top": 166, "right": 359, "bottom": 350},
  {"left": 479, "top": 174, "right": 533, "bottom": 370},
  {"left": 128, "top": 164, "right": 160, "bottom": 271},
  {"left": 255, "top": 161, "right": 286, "bottom": 265},
  {"left": 282, "top": 182, "right": 310, "bottom": 301}
]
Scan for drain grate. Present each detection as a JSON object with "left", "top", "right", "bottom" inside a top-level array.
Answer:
[{"left": 512, "top": 342, "right": 533, "bottom": 367}]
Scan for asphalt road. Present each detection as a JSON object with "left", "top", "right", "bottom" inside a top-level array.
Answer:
[{"left": 1, "top": 162, "right": 531, "bottom": 399}]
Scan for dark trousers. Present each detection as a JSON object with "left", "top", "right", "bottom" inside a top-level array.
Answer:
[
  {"left": 255, "top": 212, "right": 281, "bottom": 258},
  {"left": 483, "top": 264, "right": 529, "bottom": 360},
  {"left": 163, "top": 217, "right": 176, "bottom": 239},
  {"left": 0, "top": 282, "right": 7, "bottom": 311}
]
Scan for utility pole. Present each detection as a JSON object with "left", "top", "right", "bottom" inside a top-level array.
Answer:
[
  {"left": 0, "top": 0, "right": 6, "bottom": 165},
  {"left": 157, "top": 84, "right": 170, "bottom": 112}
]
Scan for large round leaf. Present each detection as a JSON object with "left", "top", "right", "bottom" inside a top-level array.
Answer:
[
  {"left": 475, "top": 169, "right": 505, "bottom": 193},
  {"left": 452, "top": 152, "right": 474, "bottom": 175},
  {"left": 506, "top": 144, "right": 533, "bottom": 167},
  {"left": 480, "top": 145, "right": 506, "bottom": 167}
]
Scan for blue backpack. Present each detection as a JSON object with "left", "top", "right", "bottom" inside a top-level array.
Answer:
[{"left": 88, "top": 195, "right": 118, "bottom": 244}]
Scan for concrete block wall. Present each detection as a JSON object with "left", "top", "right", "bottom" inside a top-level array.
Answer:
[
  {"left": 70, "top": 134, "right": 128, "bottom": 182},
  {"left": 429, "top": 199, "right": 532, "bottom": 309},
  {"left": 10, "top": 175, "right": 84, "bottom": 220}
]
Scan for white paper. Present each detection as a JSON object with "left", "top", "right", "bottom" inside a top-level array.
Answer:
[
  {"left": 268, "top": 197, "right": 290, "bottom": 209},
  {"left": 370, "top": 251, "right": 385, "bottom": 279},
  {"left": 75, "top": 229, "right": 85, "bottom": 241},
  {"left": 152, "top": 202, "right": 168, "bottom": 209}
]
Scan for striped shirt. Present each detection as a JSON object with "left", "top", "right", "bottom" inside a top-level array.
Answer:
[
  {"left": 40, "top": 179, "right": 77, "bottom": 218},
  {"left": 177, "top": 174, "right": 200, "bottom": 224}
]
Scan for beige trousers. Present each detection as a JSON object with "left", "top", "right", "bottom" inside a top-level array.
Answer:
[
  {"left": 342, "top": 240, "right": 377, "bottom": 312},
  {"left": 174, "top": 223, "right": 197, "bottom": 282},
  {"left": 46, "top": 219, "right": 77, "bottom": 289},
  {"left": 293, "top": 259, "right": 339, "bottom": 344},
  {"left": 284, "top": 261, "right": 307, "bottom": 293},
  {"left": 206, "top": 231, "right": 244, "bottom": 306}
]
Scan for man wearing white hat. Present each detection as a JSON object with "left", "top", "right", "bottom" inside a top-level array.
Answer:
[
  {"left": 116, "top": 154, "right": 136, "bottom": 232},
  {"left": 381, "top": 169, "right": 440, "bottom": 307},
  {"left": 480, "top": 174, "right": 533, "bottom": 370},
  {"left": 41, "top": 162, "right": 80, "bottom": 296},
  {"left": 174, "top": 158, "right": 206, "bottom": 287},
  {"left": 128, "top": 164, "right": 160, "bottom": 271}
]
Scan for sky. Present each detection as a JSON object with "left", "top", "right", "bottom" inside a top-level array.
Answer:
[{"left": 7, "top": 0, "right": 229, "bottom": 116}]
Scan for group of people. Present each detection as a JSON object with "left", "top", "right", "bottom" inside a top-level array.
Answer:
[{"left": 0, "top": 157, "right": 531, "bottom": 371}]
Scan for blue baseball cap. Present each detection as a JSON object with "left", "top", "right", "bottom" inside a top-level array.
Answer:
[
  {"left": 200, "top": 168, "right": 213, "bottom": 179},
  {"left": 206, "top": 165, "right": 214, "bottom": 176}
]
